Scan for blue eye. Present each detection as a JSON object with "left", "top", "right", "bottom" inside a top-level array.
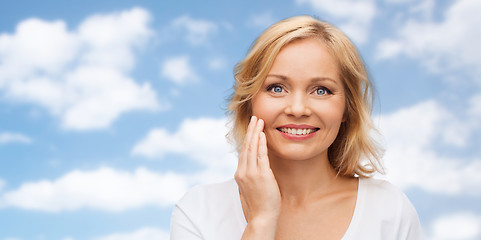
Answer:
[
  {"left": 267, "top": 84, "right": 284, "bottom": 93},
  {"left": 316, "top": 88, "right": 327, "bottom": 95},
  {"left": 273, "top": 86, "right": 283, "bottom": 93}
]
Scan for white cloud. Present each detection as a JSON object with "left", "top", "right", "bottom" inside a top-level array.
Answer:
[
  {"left": 77, "top": 8, "right": 152, "bottom": 71},
  {"left": 92, "top": 227, "right": 169, "bottom": 240},
  {"left": 0, "top": 132, "right": 32, "bottom": 144},
  {"left": 376, "top": 39, "right": 403, "bottom": 60},
  {"left": 377, "top": 100, "right": 481, "bottom": 195},
  {"left": 379, "top": 100, "right": 470, "bottom": 148},
  {"left": 409, "top": 0, "right": 435, "bottom": 20},
  {"left": 132, "top": 117, "right": 237, "bottom": 182},
  {"left": 161, "top": 56, "right": 198, "bottom": 84},
  {"left": 62, "top": 67, "right": 160, "bottom": 130},
  {"left": 0, "top": 167, "right": 188, "bottom": 212},
  {"left": 171, "top": 15, "right": 218, "bottom": 45},
  {"left": 0, "top": 7, "right": 163, "bottom": 130},
  {"left": 469, "top": 94, "right": 481, "bottom": 121},
  {"left": 132, "top": 117, "right": 236, "bottom": 163},
  {"left": 375, "top": 4, "right": 481, "bottom": 199},
  {"left": 376, "top": 0, "right": 481, "bottom": 79},
  {"left": 430, "top": 212, "right": 481, "bottom": 240},
  {"left": 296, "top": 0, "right": 377, "bottom": 44},
  {"left": 0, "top": 19, "right": 78, "bottom": 76}
]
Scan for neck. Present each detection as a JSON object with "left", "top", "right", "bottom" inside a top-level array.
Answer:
[{"left": 268, "top": 151, "right": 342, "bottom": 203}]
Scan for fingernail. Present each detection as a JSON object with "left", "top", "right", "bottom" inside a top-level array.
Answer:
[{"left": 251, "top": 115, "right": 256, "bottom": 122}]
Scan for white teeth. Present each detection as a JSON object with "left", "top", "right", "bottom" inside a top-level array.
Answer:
[{"left": 280, "top": 128, "right": 315, "bottom": 135}]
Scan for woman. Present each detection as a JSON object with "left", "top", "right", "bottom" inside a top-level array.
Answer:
[{"left": 170, "top": 16, "right": 423, "bottom": 240}]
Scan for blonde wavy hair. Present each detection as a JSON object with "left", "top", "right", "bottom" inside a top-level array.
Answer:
[{"left": 228, "top": 16, "right": 383, "bottom": 177}]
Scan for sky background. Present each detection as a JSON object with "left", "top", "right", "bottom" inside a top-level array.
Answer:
[{"left": 1, "top": 0, "right": 480, "bottom": 239}]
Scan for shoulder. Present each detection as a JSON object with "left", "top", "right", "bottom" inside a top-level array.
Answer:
[
  {"left": 360, "top": 177, "right": 417, "bottom": 217},
  {"left": 176, "top": 178, "right": 237, "bottom": 210},
  {"left": 177, "top": 179, "right": 237, "bottom": 204},
  {"left": 357, "top": 178, "right": 424, "bottom": 239},
  {"left": 171, "top": 179, "right": 245, "bottom": 239},
  {"left": 361, "top": 177, "right": 407, "bottom": 200},
  {"left": 174, "top": 178, "right": 240, "bottom": 222}
]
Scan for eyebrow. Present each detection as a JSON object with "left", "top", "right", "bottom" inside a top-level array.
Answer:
[{"left": 266, "top": 74, "right": 339, "bottom": 84}]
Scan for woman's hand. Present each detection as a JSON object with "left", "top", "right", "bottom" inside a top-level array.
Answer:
[{"left": 235, "top": 116, "right": 281, "bottom": 239}]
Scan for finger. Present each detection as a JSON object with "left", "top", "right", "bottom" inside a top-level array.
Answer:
[
  {"left": 238, "top": 116, "right": 257, "bottom": 170},
  {"left": 257, "top": 131, "right": 270, "bottom": 171},
  {"left": 247, "top": 118, "right": 263, "bottom": 171}
]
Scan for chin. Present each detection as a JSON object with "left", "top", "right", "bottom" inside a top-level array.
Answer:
[{"left": 269, "top": 146, "right": 326, "bottom": 162}]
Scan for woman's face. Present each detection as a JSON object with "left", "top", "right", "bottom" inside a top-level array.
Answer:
[{"left": 251, "top": 38, "right": 346, "bottom": 162}]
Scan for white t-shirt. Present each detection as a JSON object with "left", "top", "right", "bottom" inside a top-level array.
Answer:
[{"left": 170, "top": 178, "right": 423, "bottom": 240}]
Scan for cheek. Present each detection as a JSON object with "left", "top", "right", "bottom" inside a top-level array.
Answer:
[
  {"left": 251, "top": 95, "right": 276, "bottom": 121},
  {"left": 333, "top": 103, "right": 346, "bottom": 121},
  {"left": 316, "top": 100, "right": 346, "bottom": 125},
  {"left": 333, "top": 108, "right": 346, "bottom": 125}
]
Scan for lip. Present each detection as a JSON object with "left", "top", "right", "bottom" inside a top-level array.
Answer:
[
  {"left": 278, "top": 124, "right": 318, "bottom": 129},
  {"left": 276, "top": 124, "right": 319, "bottom": 141}
]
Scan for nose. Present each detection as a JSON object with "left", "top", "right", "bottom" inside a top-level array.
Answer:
[{"left": 284, "top": 93, "right": 312, "bottom": 117}]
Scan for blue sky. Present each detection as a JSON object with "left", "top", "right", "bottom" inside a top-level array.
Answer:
[{"left": 1, "top": 0, "right": 480, "bottom": 239}]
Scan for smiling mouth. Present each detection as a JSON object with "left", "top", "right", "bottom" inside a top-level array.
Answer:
[{"left": 277, "top": 127, "right": 320, "bottom": 135}]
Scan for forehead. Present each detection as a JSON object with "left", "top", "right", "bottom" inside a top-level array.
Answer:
[{"left": 268, "top": 38, "right": 340, "bottom": 83}]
